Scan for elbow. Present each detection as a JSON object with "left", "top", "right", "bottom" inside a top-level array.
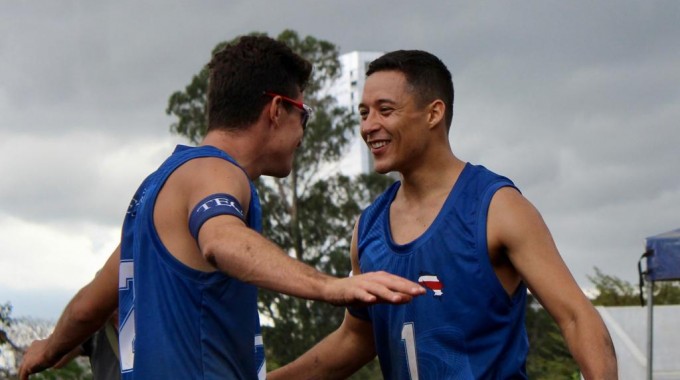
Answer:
[
  {"left": 201, "top": 240, "right": 223, "bottom": 269},
  {"left": 200, "top": 233, "right": 254, "bottom": 274},
  {"left": 67, "top": 290, "right": 109, "bottom": 326}
]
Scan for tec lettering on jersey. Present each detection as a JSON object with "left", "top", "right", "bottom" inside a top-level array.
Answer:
[{"left": 418, "top": 272, "right": 444, "bottom": 297}]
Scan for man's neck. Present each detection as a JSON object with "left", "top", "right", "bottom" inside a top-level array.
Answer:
[
  {"left": 398, "top": 153, "right": 466, "bottom": 203},
  {"left": 200, "top": 129, "right": 262, "bottom": 180}
]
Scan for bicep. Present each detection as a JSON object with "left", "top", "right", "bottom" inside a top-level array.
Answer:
[
  {"left": 90, "top": 245, "right": 120, "bottom": 311},
  {"left": 184, "top": 158, "right": 253, "bottom": 249},
  {"left": 488, "top": 188, "right": 591, "bottom": 324},
  {"left": 183, "top": 157, "right": 252, "bottom": 228},
  {"left": 71, "top": 245, "right": 120, "bottom": 323}
]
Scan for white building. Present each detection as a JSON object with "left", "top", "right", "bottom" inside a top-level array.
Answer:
[{"left": 323, "top": 51, "right": 384, "bottom": 177}]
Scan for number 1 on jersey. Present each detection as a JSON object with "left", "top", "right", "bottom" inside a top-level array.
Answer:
[{"left": 401, "top": 322, "right": 420, "bottom": 380}]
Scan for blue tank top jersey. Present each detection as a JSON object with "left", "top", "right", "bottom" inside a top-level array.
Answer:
[
  {"left": 354, "top": 163, "right": 528, "bottom": 379},
  {"left": 118, "top": 145, "right": 266, "bottom": 380}
]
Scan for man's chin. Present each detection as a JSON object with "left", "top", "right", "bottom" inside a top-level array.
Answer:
[
  {"left": 265, "top": 167, "right": 293, "bottom": 178},
  {"left": 372, "top": 163, "right": 393, "bottom": 175}
]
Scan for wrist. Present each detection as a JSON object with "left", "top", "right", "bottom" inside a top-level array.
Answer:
[{"left": 318, "top": 275, "right": 337, "bottom": 304}]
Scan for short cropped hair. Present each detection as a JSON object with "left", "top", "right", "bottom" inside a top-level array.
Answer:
[
  {"left": 367, "top": 50, "right": 454, "bottom": 130},
  {"left": 207, "top": 35, "right": 312, "bottom": 131}
]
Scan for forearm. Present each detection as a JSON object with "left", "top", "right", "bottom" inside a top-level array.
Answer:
[
  {"left": 269, "top": 316, "right": 376, "bottom": 379},
  {"left": 202, "top": 227, "right": 334, "bottom": 301},
  {"left": 201, "top": 222, "right": 423, "bottom": 306},
  {"left": 43, "top": 286, "right": 116, "bottom": 364},
  {"left": 561, "top": 310, "right": 618, "bottom": 379},
  {"left": 20, "top": 246, "right": 120, "bottom": 379}
]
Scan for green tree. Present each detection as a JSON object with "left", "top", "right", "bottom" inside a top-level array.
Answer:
[
  {"left": 525, "top": 295, "right": 579, "bottom": 379},
  {"left": 588, "top": 266, "right": 680, "bottom": 306},
  {"left": 1, "top": 303, "right": 93, "bottom": 380},
  {"left": 166, "top": 30, "right": 392, "bottom": 378},
  {"left": 0, "top": 302, "right": 13, "bottom": 346},
  {"left": 1, "top": 302, "right": 19, "bottom": 379},
  {"left": 587, "top": 267, "right": 639, "bottom": 306},
  {"left": 28, "top": 360, "right": 93, "bottom": 380}
]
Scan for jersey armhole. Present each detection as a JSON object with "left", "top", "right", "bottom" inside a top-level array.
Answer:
[{"left": 475, "top": 181, "right": 522, "bottom": 305}]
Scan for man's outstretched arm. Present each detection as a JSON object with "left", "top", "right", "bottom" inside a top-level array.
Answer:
[
  {"left": 489, "top": 188, "right": 617, "bottom": 379},
  {"left": 181, "top": 157, "right": 425, "bottom": 306},
  {"left": 200, "top": 218, "right": 424, "bottom": 305},
  {"left": 19, "top": 245, "right": 120, "bottom": 379}
]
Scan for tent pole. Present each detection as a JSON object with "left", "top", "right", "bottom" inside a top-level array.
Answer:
[{"left": 646, "top": 279, "right": 653, "bottom": 380}]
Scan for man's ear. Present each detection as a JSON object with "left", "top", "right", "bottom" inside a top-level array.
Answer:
[
  {"left": 268, "top": 96, "right": 282, "bottom": 127},
  {"left": 427, "top": 99, "right": 445, "bottom": 129}
]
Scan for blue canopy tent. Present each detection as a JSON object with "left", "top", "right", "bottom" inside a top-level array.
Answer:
[
  {"left": 639, "top": 228, "right": 680, "bottom": 380},
  {"left": 645, "top": 228, "right": 680, "bottom": 281}
]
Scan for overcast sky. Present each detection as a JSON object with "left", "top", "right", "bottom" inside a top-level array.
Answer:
[{"left": 1, "top": 1, "right": 678, "bottom": 320}]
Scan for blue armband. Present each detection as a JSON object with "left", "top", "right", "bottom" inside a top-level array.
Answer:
[{"left": 189, "top": 193, "right": 245, "bottom": 240}]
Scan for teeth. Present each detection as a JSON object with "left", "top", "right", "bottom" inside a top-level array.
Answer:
[{"left": 370, "top": 141, "right": 388, "bottom": 149}]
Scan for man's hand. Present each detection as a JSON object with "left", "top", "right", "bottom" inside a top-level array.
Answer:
[
  {"left": 19, "top": 338, "right": 57, "bottom": 380},
  {"left": 52, "top": 345, "right": 85, "bottom": 369},
  {"left": 323, "top": 271, "right": 425, "bottom": 306}
]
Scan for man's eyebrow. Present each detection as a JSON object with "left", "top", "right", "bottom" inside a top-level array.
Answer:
[
  {"left": 376, "top": 98, "right": 397, "bottom": 105},
  {"left": 358, "top": 98, "right": 397, "bottom": 109}
]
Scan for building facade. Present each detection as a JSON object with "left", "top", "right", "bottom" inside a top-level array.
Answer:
[{"left": 324, "top": 51, "right": 384, "bottom": 177}]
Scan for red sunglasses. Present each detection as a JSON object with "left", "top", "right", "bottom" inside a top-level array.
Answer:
[{"left": 263, "top": 91, "right": 313, "bottom": 130}]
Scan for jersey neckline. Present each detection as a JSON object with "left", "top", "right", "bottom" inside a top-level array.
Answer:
[{"left": 383, "top": 162, "right": 471, "bottom": 254}]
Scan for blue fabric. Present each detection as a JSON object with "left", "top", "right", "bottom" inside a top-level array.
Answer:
[
  {"left": 119, "top": 145, "right": 265, "bottom": 380},
  {"left": 646, "top": 228, "right": 680, "bottom": 281},
  {"left": 189, "top": 193, "right": 245, "bottom": 240},
  {"left": 357, "top": 163, "right": 528, "bottom": 379}
]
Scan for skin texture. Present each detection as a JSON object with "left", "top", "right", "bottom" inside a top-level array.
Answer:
[
  {"left": 269, "top": 71, "right": 617, "bottom": 379},
  {"left": 18, "top": 92, "right": 425, "bottom": 380}
]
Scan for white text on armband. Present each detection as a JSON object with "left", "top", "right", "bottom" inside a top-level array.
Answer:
[{"left": 189, "top": 193, "right": 245, "bottom": 240}]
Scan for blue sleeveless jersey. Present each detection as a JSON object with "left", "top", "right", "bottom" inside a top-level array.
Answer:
[
  {"left": 355, "top": 163, "right": 528, "bottom": 379},
  {"left": 118, "top": 145, "right": 266, "bottom": 380}
]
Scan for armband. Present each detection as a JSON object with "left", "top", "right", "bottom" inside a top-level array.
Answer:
[{"left": 189, "top": 193, "right": 245, "bottom": 240}]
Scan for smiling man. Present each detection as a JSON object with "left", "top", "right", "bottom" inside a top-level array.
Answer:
[{"left": 269, "top": 50, "right": 618, "bottom": 379}]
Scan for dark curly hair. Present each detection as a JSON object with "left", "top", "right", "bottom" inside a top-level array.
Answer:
[
  {"left": 367, "top": 50, "right": 454, "bottom": 130},
  {"left": 206, "top": 35, "right": 312, "bottom": 131}
]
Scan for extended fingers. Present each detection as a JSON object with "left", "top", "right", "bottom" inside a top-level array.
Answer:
[
  {"left": 370, "top": 271, "right": 426, "bottom": 295},
  {"left": 19, "top": 340, "right": 50, "bottom": 380},
  {"left": 352, "top": 272, "right": 425, "bottom": 304}
]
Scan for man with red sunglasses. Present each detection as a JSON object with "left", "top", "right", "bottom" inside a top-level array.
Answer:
[{"left": 19, "top": 36, "right": 424, "bottom": 380}]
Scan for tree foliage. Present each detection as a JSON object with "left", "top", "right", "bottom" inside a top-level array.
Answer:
[
  {"left": 525, "top": 295, "right": 579, "bottom": 379},
  {"left": 0, "top": 302, "right": 11, "bottom": 336},
  {"left": 1, "top": 303, "right": 94, "bottom": 380},
  {"left": 587, "top": 267, "right": 639, "bottom": 306},
  {"left": 166, "top": 30, "right": 392, "bottom": 377},
  {"left": 27, "top": 360, "right": 93, "bottom": 380},
  {"left": 0, "top": 302, "right": 20, "bottom": 354},
  {"left": 588, "top": 266, "right": 680, "bottom": 306}
]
